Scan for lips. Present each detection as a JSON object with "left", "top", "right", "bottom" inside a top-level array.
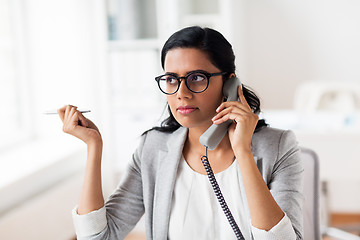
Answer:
[{"left": 177, "top": 106, "right": 198, "bottom": 115}]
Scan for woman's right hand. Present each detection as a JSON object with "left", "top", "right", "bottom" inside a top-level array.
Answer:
[
  {"left": 57, "top": 105, "right": 102, "bottom": 146},
  {"left": 59, "top": 105, "right": 105, "bottom": 215}
]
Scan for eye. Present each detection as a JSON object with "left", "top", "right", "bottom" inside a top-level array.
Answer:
[
  {"left": 188, "top": 73, "right": 206, "bottom": 83},
  {"left": 161, "top": 75, "right": 177, "bottom": 85}
]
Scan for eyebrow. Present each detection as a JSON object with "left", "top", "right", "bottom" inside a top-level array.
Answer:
[{"left": 164, "top": 69, "right": 207, "bottom": 76}]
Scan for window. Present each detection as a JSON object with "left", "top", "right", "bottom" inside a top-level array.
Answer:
[
  {"left": 0, "top": 0, "right": 31, "bottom": 152},
  {"left": 0, "top": 0, "right": 109, "bottom": 213}
]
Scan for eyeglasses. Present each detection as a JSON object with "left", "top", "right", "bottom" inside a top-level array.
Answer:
[{"left": 155, "top": 70, "right": 227, "bottom": 95}]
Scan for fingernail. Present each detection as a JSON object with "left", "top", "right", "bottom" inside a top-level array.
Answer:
[{"left": 216, "top": 107, "right": 220, "bottom": 112}]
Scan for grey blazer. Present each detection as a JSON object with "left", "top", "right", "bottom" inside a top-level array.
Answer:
[{"left": 93, "top": 126, "right": 303, "bottom": 240}]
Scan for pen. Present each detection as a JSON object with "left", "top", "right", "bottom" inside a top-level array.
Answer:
[{"left": 43, "top": 109, "right": 91, "bottom": 115}]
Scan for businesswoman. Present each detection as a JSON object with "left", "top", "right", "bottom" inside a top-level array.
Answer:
[{"left": 58, "top": 26, "right": 303, "bottom": 239}]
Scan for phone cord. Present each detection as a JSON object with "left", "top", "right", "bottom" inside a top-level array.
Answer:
[{"left": 201, "top": 147, "right": 245, "bottom": 240}]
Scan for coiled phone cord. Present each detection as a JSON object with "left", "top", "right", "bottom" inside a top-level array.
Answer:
[{"left": 201, "top": 147, "right": 245, "bottom": 240}]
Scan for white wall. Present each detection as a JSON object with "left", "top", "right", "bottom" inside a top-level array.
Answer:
[
  {"left": 231, "top": 1, "right": 360, "bottom": 213},
  {"left": 0, "top": 1, "right": 112, "bottom": 238},
  {"left": 23, "top": 0, "right": 109, "bottom": 138},
  {"left": 233, "top": 0, "right": 360, "bottom": 109}
]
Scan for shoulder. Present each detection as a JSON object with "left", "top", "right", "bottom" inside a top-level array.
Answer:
[
  {"left": 251, "top": 126, "right": 299, "bottom": 162},
  {"left": 251, "top": 126, "right": 302, "bottom": 186},
  {"left": 252, "top": 126, "right": 297, "bottom": 149},
  {"left": 132, "top": 127, "right": 187, "bottom": 173},
  {"left": 138, "top": 126, "right": 188, "bottom": 152},
  {"left": 253, "top": 126, "right": 296, "bottom": 142}
]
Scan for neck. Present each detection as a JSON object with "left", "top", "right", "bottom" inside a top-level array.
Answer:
[
  {"left": 183, "top": 125, "right": 235, "bottom": 175},
  {"left": 186, "top": 125, "right": 233, "bottom": 156}
]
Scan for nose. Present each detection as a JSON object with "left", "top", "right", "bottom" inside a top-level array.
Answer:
[{"left": 176, "top": 78, "right": 192, "bottom": 99}]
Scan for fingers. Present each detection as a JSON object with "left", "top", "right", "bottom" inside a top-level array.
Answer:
[
  {"left": 238, "top": 85, "right": 252, "bottom": 110},
  {"left": 63, "top": 107, "right": 78, "bottom": 133},
  {"left": 216, "top": 98, "right": 250, "bottom": 115},
  {"left": 212, "top": 104, "right": 255, "bottom": 125},
  {"left": 58, "top": 105, "right": 88, "bottom": 132},
  {"left": 57, "top": 105, "right": 67, "bottom": 122},
  {"left": 213, "top": 104, "right": 248, "bottom": 120},
  {"left": 213, "top": 86, "right": 257, "bottom": 125},
  {"left": 67, "top": 106, "right": 77, "bottom": 123},
  {"left": 78, "top": 112, "right": 89, "bottom": 128},
  {"left": 57, "top": 105, "right": 77, "bottom": 122},
  {"left": 57, "top": 105, "right": 102, "bottom": 145},
  {"left": 213, "top": 112, "right": 240, "bottom": 125},
  {"left": 212, "top": 107, "right": 259, "bottom": 126}
]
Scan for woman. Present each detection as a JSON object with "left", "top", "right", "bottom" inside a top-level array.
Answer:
[{"left": 58, "top": 26, "right": 303, "bottom": 239}]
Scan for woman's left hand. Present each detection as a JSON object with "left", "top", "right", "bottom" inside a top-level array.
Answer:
[{"left": 211, "top": 85, "right": 259, "bottom": 151}]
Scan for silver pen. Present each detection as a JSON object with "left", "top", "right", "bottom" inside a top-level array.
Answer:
[{"left": 43, "top": 109, "right": 91, "bottom": 115}]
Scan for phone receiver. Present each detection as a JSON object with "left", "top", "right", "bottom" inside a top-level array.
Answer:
[{"left": 199, "top": 77, "right": 241, "bottom": 150}]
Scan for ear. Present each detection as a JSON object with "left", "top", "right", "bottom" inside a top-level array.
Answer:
[
  {"left": 228, "top": 73, "right": 236, "bottom": 79},
  {"left": 221, "top": 73, "right": 236, "bottom": 102}
]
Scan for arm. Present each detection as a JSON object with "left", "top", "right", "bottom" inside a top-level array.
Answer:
[
  {"left": 235, "top": 148, "right": 286, "bottom": 231},
  {"left": 72, "top": 146, "right": 145, "bottom": 240},
  {"left": 266, "top": 130, "right": 304, "bottom": 239},
  {"left": 58, "top": 105, "right": 104, "bottom": 214},
  {"left": 78, "top": 141, "right": 104, "bottom": 214},
  {"left": 58, "top": 105, "right": 145, "bottom": 239},
  {"left": 245, "top": 130, "right": 303, "bottom": 239},
  {"left": 240, "top": 130, "right": 303, "bottom": 239},
  {"left": 213, "top": 88, "right": 303, "bottom": 239},
  {"left": 213, "top": 87, "right": 285, "bottom": 230}
]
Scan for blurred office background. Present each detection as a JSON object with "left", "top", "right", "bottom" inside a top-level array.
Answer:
[{"left": 1, "top": 0, "right": 360, "bottom": 239}]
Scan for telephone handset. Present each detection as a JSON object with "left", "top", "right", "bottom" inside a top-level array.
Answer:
[
  {"left": 199, "top": 76, "right": 245, "bottom": 240},
  {"left": 199, "top": 77, "right": 241, "bottom": 150}
]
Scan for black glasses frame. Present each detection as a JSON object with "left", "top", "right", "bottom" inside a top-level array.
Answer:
[{"left": 155, "top": 70, "right": 227, "bottom": 95}]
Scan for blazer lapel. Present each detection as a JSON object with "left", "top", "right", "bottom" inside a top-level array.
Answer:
[
  {"left": 153, "top": 127, "right": 188, "bottom": 239},
  {"left": 152, "top": 128, "right": 263, "bottom": 239}
]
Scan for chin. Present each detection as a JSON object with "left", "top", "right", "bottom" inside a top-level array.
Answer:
[
  {"left": 171, "top": 108, "right": 214, "bottom": 130},
  {"left": 175, "top": 117, "right": 212, "bottom": 130}
]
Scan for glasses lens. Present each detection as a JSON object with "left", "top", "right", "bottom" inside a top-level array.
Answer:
[
  {"left": 186, "top": 72, "right": 208, "bottom": 92},
  {"left": 158, "top": 75, "right": 178, "bottom": 94}
]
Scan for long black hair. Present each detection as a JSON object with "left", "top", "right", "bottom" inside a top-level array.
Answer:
[{"left": 148, "top": 26, "right": 267, "bottom": 133}]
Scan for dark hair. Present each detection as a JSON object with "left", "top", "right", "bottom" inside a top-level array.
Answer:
[{"left": 148, "top": 26, "right": 267, "bottom": 133}]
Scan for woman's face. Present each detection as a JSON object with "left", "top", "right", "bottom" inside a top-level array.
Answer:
[{"left": 164, "top": 48, "right": 224, "bottom": 130}]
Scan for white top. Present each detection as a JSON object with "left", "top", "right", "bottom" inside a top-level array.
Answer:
[
  {"left": 168, "top": 156, "right": 297, "bottom": 240},
  {"left": 71, "top": 157, "right": 296, "bottom": 240}
]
